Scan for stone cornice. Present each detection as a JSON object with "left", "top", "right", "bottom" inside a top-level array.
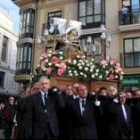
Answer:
[
  {"left": 39, "top": 0, "right": 77, "bottom": 10},
  {"left": 14, "top": 74, "right": 30, "bottom": 83},
  {"left": 20, "top": 3, "right": 36, "bottom": 13},
  {"left": 17, "top": 38, "right": 34, "bottom": 45}
]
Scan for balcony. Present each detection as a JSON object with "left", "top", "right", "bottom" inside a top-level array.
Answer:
[
  {"left": 120, "top": 53, "right": 140, "bottom": 74},
  {"left": 119, "top": 9, "right": 140, "bottom": 32}
]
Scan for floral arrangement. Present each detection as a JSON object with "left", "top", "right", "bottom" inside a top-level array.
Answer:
[{"left": 32, "top": 50, "right": 124, "bottom": 82}]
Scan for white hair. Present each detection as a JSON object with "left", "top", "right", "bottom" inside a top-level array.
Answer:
[
  {"left": 108, "top": 86, "right": 117, "bottom": 94},
  {"left": 39, "top": 76, "right": 50, "bottom": 84}
]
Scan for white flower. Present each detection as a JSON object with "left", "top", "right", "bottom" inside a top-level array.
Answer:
[
  {"left": 86, "top": 63, "right": 90, "bottom": 67},
  {"left": 120, "top": 76, "right": 123, "bottom": 80},
  {"left": 48, "top": 63, "right": 52, "bottom": 66},
  {"left": 48, "top": 54, "right": 52, "bottom": 57},
  {"left": 84, "top": 67, "right": 88, "bottom": 71},
  {"left": 82, "top": 62, "right": 85, "bottom": 66},
  {"left": 75, "top": 73, "right": 79, "bottom": 76},
  {"left": 43, "top": 68, "right": 47, "bottom": 71},
  {"left": 91, "top": 58, "right": 94, "bottom": 62},
  {"left": 80, "top": 72, "right": 84, "bottom": 76},
  {"left": 95, "top": 73, "right": 98, "bottom": 76},
  {"left": 45, "top": 59, "right": 48, "bottom": 63},
  {"left": 59, "top": 56, "right": 63, "bottom": 60},
  {"left": 107, "top": 77, "right": 109, "bottom": 80},
  {"left": 85, "top": 60, "right": 88, "bottom": 63},
  {"left": 99, "top": 75, "right": 103, "bottom": 79},
  {"left": 73, "top": 60, "right": 77, "bottom": 65},
  {"left": 96, "top": 69, "right": 99, "bottom": 73},
  {"left": 37, "top": 65, "right": 40, "bottom": 67},
  {"left": 91, "top": 74, "right": 95, "bottom": 78},
  {"left": 82, "top": 55, "right": 86, "bottom": 59},
  {"left": 77, "top": 55, "right": 80, "bottom": 58},
  {"left": 106, "top": 71, "right": 109, "bottom": 74},
  {"left": 79, "top": 66, "right": 82, "bottom": 70},
  {"left": 68, "top": 70, "right": 72, "bottom": 73},
  {"left": 106, "top": 56, "right": 110, "bottom": 61},
  {"left": 55, "top": 64, "right": 59, "bottom": 67},
  {"left": 110, "top": 62, "right": 114, "bottom": 65},
  {"left": 69, "top": 73, "right": 73, "bottom": 76},
  {"left": 48, "top": 50, "right": 53, "bottom": 54},
  {"left": 40, "top": 57, "right": 43, "bottom": 60},
  {"left": 115, "top": 75, "right": 118, "bottom": 79},
  {"left": 84, "top": 74, "right": 87, "bottom": 78},
  {"left": 90, "top": 69, "right": 94, "bottom": 72},
  {"left": 58, "top": 51, "right": 63, "bottom": 55},
  {"left": 91, "top": 65, "right": 95, "bottom": 69},
  {"left": 67, "top": 59, "right": 72, "bottom": 63},
  {"left": 90, "top": 62, "right": 93, "bottom": 65},
  {"left": 74, "top": 70, "right": 77, "bottom": 74},
  {"left": 77, "top": 63, "right": 82, "bottom": 66}
]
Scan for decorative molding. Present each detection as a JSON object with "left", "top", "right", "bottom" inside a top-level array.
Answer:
[
  {"left": 14, "top": 74, "right": 30, "bottom": 83},
  {"left": 20, "top": 4, "right": 36, "bottom": 13},
  {"left": 17, "top": 38, "right": 34, "bottom": 45}
]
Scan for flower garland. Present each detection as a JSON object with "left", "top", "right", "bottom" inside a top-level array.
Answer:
[{"left": 32, "top": 50, "right": 124, "bottom": 82}]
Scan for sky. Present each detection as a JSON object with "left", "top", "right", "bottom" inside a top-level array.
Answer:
[{"left": 0, "top": 0, "right": 20, "bottom": 34}]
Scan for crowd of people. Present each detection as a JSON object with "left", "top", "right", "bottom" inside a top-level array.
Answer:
[{"left": 0, "top": 76, "right": 140, "bottom": 139}]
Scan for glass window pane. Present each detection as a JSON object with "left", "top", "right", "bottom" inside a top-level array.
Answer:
[
  {"left": 79, "top": 17, "right": 86, "bottom": 26},
  {"left": 94, "top": 0, "right": 101, "bottom": 14},
  {"left": 134, "top": 38, "right": 140, "bottom": 52},
  {"left": 87, "top": 16, "right": 93, "bottom": 23},
  {"left": 20, "top": 47, "right": 23, "bottom": 62},
  {"left": 23, "top": 62, "right": 26, "bottom": 69},
  {"left": 26, "top": 12, "right": 30, "bottom": 26},
  {"left": 24, "top": 46, "right": 27, "bottom": 62},
  {"left": 124, "top": 39, "right": 133, "bottom": 53},
  {"left": 31, "top": 12, "right": 35, "bottom": 26},
  {"left": 28, "top": 46, "right": 32, "bottom": 62},
  {"left": 94, "top": 38, "right": 101, "bottom": 55},
  {"left": 134, "top": 52, "right": 140, "bottom": 66},
  {"left": 94, "top": 15, "right": 101, "bottom": 22},
  {"left": 87, "top": 0, "right": 93, "bottom": 15},
  {"left": 125, "top": 53, "right": 134, "bottom": 67},
  {"left": 28, "top": 63, "right": 31, "bottom": 69},
  {"left": 79, "top": 1, "right": 86, "bottom": 17}
]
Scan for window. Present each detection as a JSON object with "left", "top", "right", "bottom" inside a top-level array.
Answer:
[
  {"left": 20, "top": 9, "right": 35, "bottom": 39},
  {"left": 48, "top": 11, "right": 62, "bottom": 21},
  {"left": 124, "top": 37, "right": 140, "bottom": 67},
  {"left": 120, "top": 0, "right": 140, "bottom": 25},
  {"left": 1, "top": 36, "right": 8, "bottom": 62},
  {"left": 16, "top": 43, "right": 32, "bottom": 74},
  {"left": 81, "top": 34, "right": 102, "bottom": 62},
  {"left": 0, "top": 71, "right": 5, "bottom": 88},
  {"left": 78, "top": 0, "right": 105, "bottom": 28}
]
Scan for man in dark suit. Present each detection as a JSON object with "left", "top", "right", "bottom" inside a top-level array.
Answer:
[
  {"left": 108, "top": 93, "right": 134, "bottom": 140},
  {"left": 25, "top": 76, "right": 64, "bottom": 139},
  {"left": 68, "top": 85, "right": 102, "bottom": 139}
]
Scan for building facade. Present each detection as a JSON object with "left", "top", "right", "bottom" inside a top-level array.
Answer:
[
  {"left": 13, "top": 0, "right": 140, "bottom": 91},
  {"left": 0, "top": 7, "right": 19, "bottom": 96}
]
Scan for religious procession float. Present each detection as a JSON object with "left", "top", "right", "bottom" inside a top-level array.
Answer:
[{"left": 32, "top": 18, "right": 124, "bottom": 92}]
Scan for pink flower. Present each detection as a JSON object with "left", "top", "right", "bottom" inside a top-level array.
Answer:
[
  {"left": 110, "top": 58, "right": 118, "bottom": 64},
  {"left": 115, "top": 66, "right": 122, "bottom": 72},
  {"left": 57, "top": 68, "right": 65, "bottom": 76},
  {"left": 41, "top": 53, "right": 48, "bottom": 58},
  {"left": 109, "top": 67, "right": 114, "bottom": 72},
  {"left": 100, "top": 60, "right": 108, "bottom": 66},
  {"left": 109, "top": 74, "right": 115, "bottom": 80},
  {"left": 116, "top": 63, "right": 121, "bottom": 67},
  {"left": 59, "top": 62, "right": 67, "bottom": 70},
  {"left": 41, "top": 60, "right": 46, "bottom": 70},
  {"left": 51, "top": 57, "right": 60, "bottom": 65},
  {"left": 46, "top": 68, "right": 52, "bottom": 75}
]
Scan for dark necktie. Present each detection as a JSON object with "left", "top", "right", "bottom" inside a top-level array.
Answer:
[
  {"left": 81, "top": 100, "right": 86, "bottom": 115},
  {"left": 44, "top": 93, "right": 48, "bottom": 107}
]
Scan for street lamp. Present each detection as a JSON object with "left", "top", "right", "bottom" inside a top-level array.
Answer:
[
  {"left": 100, "top": 24, "right": 111, "bottom": 59},
  {"left": 83, "top": 24, "right": 111, "bottom": 61}
]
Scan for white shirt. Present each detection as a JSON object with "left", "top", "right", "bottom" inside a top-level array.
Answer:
[
  {"left": 40, "top": 91, "right": 48, "bottom": 105},
  {"left": 73, "top": 95, "right": 79, "bottom": 99},
  {"left": 122, "top": 104, "right": 127, "bottom": 121},
  {"left": 79, "top": 98, "right": 86, "bottom": 116}
]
